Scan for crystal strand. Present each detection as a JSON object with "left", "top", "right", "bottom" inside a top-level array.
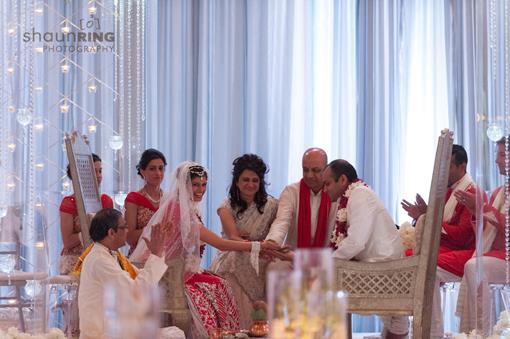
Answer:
[
  {"left": 490, "top": 0, "right": 497, "bottom": 83},
  {"left": 505, "top": 134, "right": 510, "bottom": 284},
  {"left": 135, "top": 0, "right": 142, "bottom": 179},
  {"left": 140, "top": 0, "right": 146, "bottom": 123},
  {"left": 504, "top": 0, "right": 510, "bottom": 285},
  {"left": 126, "top": 0, "right": 133, "bottom": 192},
  {"left": 0, "top": 2, "right": 5, "bottom": 205},
  {"left": 28, "top": 0, "right": 36, "bottom": 245},
  {"left": 1, "top": 1, "right": 10, "bottom": 205},
  {"left": 118, "top": 0, "right": 125, "bottom": 194},
  {"left": 113, "top": 0, "right": 119, "bottom": 103}
]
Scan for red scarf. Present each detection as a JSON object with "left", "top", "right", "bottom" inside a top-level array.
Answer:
[{"left": 297, "top": 179, "right": 331, "bottom": 248}]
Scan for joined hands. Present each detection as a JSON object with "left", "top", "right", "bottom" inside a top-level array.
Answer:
[{"left": 259, "top": 240, "right": 294, "bottom": 262}]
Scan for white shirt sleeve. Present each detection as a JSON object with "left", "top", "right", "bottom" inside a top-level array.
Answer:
[
  {"left": 333, "top": 188, "right": 375, "bottom": 260},
  {"left": 265, "top": 185, "right": 296, "bottom": 245},
  {"left": 92, "top": 253, "right": 167, "bottom": 288}
]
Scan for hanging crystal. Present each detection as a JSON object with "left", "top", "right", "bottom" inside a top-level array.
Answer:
[
  {"left": 32, "top": 116, "right": 44, "bottom": 131},
  {"left": 87, "top": 118, "right": 98, "bottom": 134},
  {"left": 88, "top": 78, "right": 97, "bottom": 93},
  {"left": 34, "top": 3, "right": 43, "bottom": 16},
  {"left": 109, "top": 135, "right": 123, "bottom": 150},
  {"left": 0, "top": 206, "right": 7, "bottom": 219},
  {"left": 488, "top": 123, "right": 504, "bottom": 141},
  {"left": 61, "top": 60, "right": 70, "bottom": 74},
  {"left": 7, "top": 23, "right": 16, "bottom": 37},
  {"left": 60, "top": 98, "right": 70, "bottom": 113},
  {"left": 16, "top": 108, "right": 32, "bottom": 126},
  {"left": 114, "top": 191, "right": 127, "bottom": 207},
  {"left": 61, "top": 20, "right": 71, "bottom": 34}
]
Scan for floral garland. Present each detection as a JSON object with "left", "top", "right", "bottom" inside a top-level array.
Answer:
[
  {"left": 453, "top": 310, "right": 510, "bottom": 338},
  {"left": 329, "top": 180, "right": 368, "bottom": 250}
]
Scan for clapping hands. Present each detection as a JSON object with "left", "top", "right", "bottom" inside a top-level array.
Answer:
[
  {"left": 401, "top": 194, "right": 428, "bottom": 219},
  {"left": 454, "top": 190, "right": 483, "bottom": 216}
]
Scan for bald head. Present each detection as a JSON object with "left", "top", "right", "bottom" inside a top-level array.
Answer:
[
  {"left": 302, "top": 148, "right": 328, "bottom": 164},
  {"left": 302, "top": 148, "right": 328, "bottom": 193}
]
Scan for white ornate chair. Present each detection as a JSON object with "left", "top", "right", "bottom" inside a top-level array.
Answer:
[
  {"left": 0, "top": 240, "right": 48, "bottom": 332},
  {"left": 334, "top": 129, "right": 453, "bottom": 339}
]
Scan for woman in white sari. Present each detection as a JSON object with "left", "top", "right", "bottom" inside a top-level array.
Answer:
[
  {"left": 210, "top": 154, "right": 278, "bottom": 328},
  {"left": 130, "top": 161, "right": 277, "bottom": 338}
]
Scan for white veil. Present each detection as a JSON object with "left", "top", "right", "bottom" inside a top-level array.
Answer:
[{"left": 130, "top": 161, "right": 206, "bottom": 272}]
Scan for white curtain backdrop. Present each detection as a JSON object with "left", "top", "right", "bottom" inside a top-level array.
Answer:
[{"left": 144, "top": 0, "right": 451, "bottom": 256}]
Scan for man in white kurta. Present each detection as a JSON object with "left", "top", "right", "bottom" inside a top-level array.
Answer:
[
  {"left": 265, "top": 148, "right": 338, "bottom": 250},
  {"left": 78, "top": 208, "right": 169, "bottom": 339},
  {"left": 323, "top": 159, "right": 407, "bottom": 339}
]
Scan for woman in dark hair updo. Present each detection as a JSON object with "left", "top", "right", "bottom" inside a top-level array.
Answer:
[
  {"left": 229, "top": 154, "right": 269, "bottom": 218},
  {"left": 125, "top": 148, "right": 167, "bottom": 253},
  {"left": 210, "top": 153, "right": 278, "bottom": 328}
]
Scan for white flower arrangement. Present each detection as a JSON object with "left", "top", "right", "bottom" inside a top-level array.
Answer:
[
  {"left": 454, "top": 311, "right": 510, "bottom": 338},
  {"left": 452, "top": 331, "right": 483, "bottom": 339},
  {"left": 399, "top": 221, "right": 416, "bottom": 250},
  {"left": 0, "top": 328, "right": 65, "bottom": 339},
  {"left": 492, "top": 310, "right": 510, "bottom": 337}
]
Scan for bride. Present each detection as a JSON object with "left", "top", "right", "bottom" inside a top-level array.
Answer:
[{"left": 130, "top": 161, "right": 278, "bottom": 338}]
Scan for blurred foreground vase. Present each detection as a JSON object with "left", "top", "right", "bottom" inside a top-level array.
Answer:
[
  {"left": 104, "top": 283, "right": 160, "bottom": 339},
  {"left": 268, "top": 248, "right": 347, "bottom": 339}
]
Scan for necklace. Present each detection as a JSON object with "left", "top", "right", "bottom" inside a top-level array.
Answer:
[{"left": 143, "top": 187, "right": 161, "bottom": 204}]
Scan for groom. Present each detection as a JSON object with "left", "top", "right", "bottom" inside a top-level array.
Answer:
[{"left": 322, "top": 159, "right": 407, "bottom": 339}]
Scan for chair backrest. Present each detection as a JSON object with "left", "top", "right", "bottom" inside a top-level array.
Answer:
[
  {"left": 412, "top": 128, "right": 453, "bottom": 335},
  {"left": 333, "top": 129, "right": 452, "bottom": 339}
]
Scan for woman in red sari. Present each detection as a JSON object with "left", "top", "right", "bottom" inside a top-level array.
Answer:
[
  {"left": 130, "top": 161, "right": 277, "bottom": 338},
  {"left": 125, "top": 149, "right": 166, "bottom": 253},
  {"left": 59, "top": 153, "right": 113, "bottom": 275},
  {"left": 59, "top": 153, "right": 113, "bottom": 338}
]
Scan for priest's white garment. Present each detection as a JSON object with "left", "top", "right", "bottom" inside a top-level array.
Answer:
[{"left": 78, "top": 243, "right": 168, "bottom": 339}]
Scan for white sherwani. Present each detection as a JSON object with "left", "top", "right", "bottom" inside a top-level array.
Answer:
[
  {"left": 333, "top": 184, "right": 408, "bottom": 335},
  {"left": 78, "top": 243, "right": 168, "bottom": 339},
  {"left": 265, "top": 181, "right": 338, "bottom": 249},
  {"left": 333, "top": 185, "right": 402, "bottom": 262}
]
